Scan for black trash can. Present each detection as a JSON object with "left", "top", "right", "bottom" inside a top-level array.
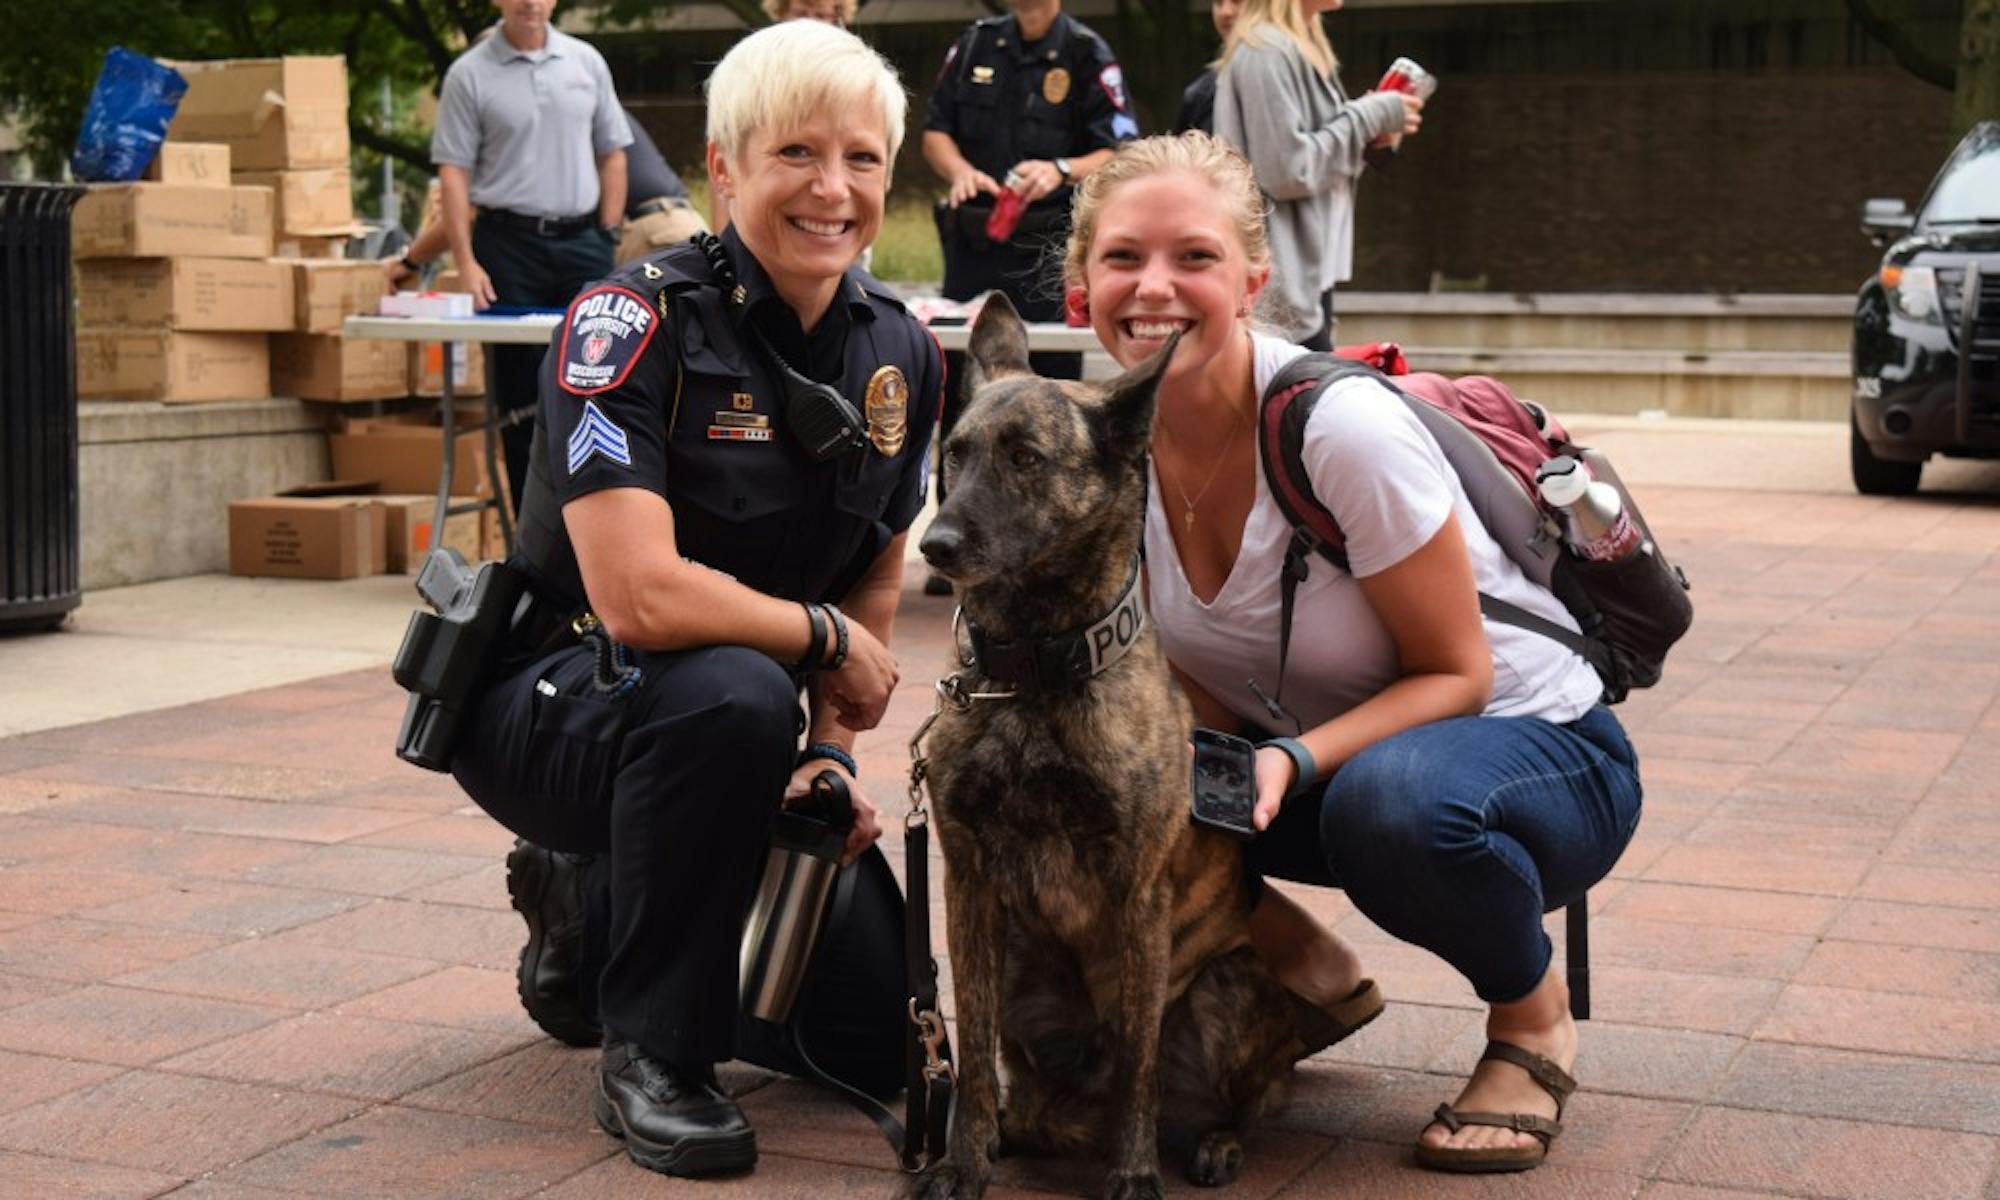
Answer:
[{"left": 0, "top": 183, "right": 87, "bottom": 633}]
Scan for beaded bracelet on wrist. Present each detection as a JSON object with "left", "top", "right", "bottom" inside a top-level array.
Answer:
[{"left": 800, "top": 741, "right": 858, "bottom": 777}]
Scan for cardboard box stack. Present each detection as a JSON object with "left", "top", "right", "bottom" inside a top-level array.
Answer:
[
  {"left": 162, "top": 55, "right": 403, "bottom": 404},
  {"left": 71, "top": 142, "right": 284, "bottom": 403},
  {"left": 224, "top": 413, "right": 509, "bottom": 578},
  {"left": 168, "top": 55, "right": 359, "bottom": 251}
]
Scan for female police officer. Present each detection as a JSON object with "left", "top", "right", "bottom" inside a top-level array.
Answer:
[{"left": 448, "top": 21, "right": 941, "bottom": 1179}]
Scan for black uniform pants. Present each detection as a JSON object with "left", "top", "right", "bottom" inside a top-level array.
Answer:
[
  {"left": 452, "top": 641, "right": 906, "bottom": 1093},
  {"left": 471, "top": 218, "right": 616, "bottom": 506}
]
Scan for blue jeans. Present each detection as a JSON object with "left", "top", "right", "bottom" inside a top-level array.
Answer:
[{"left": 1248, "top": 705, "right": 1642, "bottom": 1004}]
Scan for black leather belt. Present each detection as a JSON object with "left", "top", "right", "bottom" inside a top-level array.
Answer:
[
  {"left": 479, "top": 208, "right": 599, "bottom": 237},
  {"left": 630, "top": 197, "right": 686, "bottom": 218}
]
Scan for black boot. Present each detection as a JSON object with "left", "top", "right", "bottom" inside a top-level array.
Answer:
[
  {"left": 594, "top": 1037, "right": 758, "bottom": 1177},
  {"left": 504, "top": 838, "right": 601, "bottom": 1047}
]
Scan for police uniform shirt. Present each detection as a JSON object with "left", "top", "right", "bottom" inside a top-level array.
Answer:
[
  {"left": 527, "top": 226, "right": 943, "bottom": 607},
  {"left": 925, "top": 12, "right": 1138, "bottom": 212}
]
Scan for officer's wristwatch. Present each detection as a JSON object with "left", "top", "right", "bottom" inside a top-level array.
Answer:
[{"left": 1053, "top": 157, "right": 1073, "bottom": 184}]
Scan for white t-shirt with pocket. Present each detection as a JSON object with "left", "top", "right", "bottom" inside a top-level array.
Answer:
[{"left": 1144, "top": 334, "right": 1604, "bottom": 732}]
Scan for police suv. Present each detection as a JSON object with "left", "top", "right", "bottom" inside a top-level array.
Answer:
[{"left": 1852, "top": 119, "right": 2000, "bottom": 495}]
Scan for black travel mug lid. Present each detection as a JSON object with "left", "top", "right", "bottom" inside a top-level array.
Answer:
[{"left": 770, "top": 769, "right": 853, "bottom": 860}]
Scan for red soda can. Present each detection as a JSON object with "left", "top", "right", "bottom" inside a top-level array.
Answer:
[
  {"left": 1376, "top": 56, "right": 1438, "bottom": 102},
  {"left": 985, "top": 171, "right": 1027, "bottom": 243}
]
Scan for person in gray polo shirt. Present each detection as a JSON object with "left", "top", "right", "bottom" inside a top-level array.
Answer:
[{"left": 432, "top": 0, "right": 633, "bottom": 505}]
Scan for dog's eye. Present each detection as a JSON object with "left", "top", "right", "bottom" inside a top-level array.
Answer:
[
  {"left": 944, "top": 450, "right": 960, "bottom": 471},
  {"left": 1011, "top": 449, "right": 1042, "bottom": 469}
]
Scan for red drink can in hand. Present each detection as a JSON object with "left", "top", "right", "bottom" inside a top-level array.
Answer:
[
  {"left": 985, "top": 173, "right": 1027, "bottom": 243},
  {"left": 1376, "top": 56, "right": 1438, "bottom": 101}
]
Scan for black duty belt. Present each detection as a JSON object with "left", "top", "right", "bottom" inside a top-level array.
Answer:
[{"left": 479, "top": 208, "right": 599, "bottom": 237}]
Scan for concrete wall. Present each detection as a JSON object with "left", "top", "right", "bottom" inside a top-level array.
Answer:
[{"left": 79, "top": 401, "right": 329, "bottom": 589}]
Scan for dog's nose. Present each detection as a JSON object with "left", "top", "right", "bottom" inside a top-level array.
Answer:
[{"left": 918, "top": 524, "right": 961, "bottom": 569}]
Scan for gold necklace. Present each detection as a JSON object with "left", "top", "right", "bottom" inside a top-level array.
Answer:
[{"left": 1158, "top": 405, "right": 1244, "bottom": 532}]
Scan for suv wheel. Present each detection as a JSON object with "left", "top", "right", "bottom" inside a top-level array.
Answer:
[{"left": 1850, "top": 413, "right": 1922, "bottom": 496}]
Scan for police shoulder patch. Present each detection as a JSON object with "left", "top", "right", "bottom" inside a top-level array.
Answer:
[
  {"left": 558, "top": 284, "right": 659, "bottom": 396},
  {"left": 1098, "top": 64, "right": 1130, "bottom": 112}
]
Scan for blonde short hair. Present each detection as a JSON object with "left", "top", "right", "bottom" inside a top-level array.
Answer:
[
  {"left": 705, "top": 22, "right": 905, "bottom": 165},
  {"left": 757, "top": 0, "right": 858, "bottom": 26},
  {"left": 1064, "top": 132, "right": 1272, "bottom": 288}
]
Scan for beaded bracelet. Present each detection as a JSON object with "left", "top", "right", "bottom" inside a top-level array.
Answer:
[
  {"left": 800, "top": 741, "right": 858, "bottom": 777},
  {"left": 822, "top": 604, "right": 851, "bottom": 671},
  {"left": 794, "top": 603, "right": 827, "bottom": 674}
]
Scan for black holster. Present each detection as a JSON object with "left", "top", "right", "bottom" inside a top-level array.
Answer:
[{"left": 392, "top": 550, "right": 529, "bottom": 772}]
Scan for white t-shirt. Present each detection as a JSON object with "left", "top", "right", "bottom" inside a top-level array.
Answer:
[{"left": 1145, "top": 335, "right": 1603, "bottom": 731}]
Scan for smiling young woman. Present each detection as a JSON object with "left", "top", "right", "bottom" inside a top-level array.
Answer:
[{"left": 1064, "top": 132, "right": 1643, "bottom": 1177}]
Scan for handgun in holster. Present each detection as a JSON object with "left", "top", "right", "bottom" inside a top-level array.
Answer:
[{"left": 392, "top": 548, "right": 526, "bottom": 772}]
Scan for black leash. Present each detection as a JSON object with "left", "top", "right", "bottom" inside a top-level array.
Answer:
[{"left": 898, "top": 678, "right": 989, "bottom": 1170}]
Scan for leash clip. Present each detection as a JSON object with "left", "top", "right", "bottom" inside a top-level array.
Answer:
[{"left": 909, "top": 997, "right": 956, "bottom": 1085}]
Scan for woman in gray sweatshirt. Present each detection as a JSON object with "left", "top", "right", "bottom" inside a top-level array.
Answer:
[{"left": 1212, "top": 0, "right": 1421, "bottom": 348}]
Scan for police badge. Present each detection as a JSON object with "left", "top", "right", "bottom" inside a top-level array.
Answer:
[
  {"left": 1042, "top": 67, "right": 1071, "bottom": 105},
  {"left": 864, "top": 365, "right": 908, "bottom": 456}
]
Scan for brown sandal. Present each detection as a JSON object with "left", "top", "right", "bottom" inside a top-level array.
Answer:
[
  {"left": 1413, "top": 1039, "right": 1577, "bottom": 1174},
  {"left": 1287, "top": 978, "right": 1385, "bottom": 1061}
]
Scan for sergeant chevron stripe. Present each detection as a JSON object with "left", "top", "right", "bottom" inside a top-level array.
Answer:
[{"left": 567, "top": 401, "right": 633, "bottom": 473}]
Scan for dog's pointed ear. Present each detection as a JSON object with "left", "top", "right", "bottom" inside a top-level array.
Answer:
[
  {"left": 964, "top": 292, "right": 1032, "bottom": 399},
  {"left": 1095, "top": 329, "right": 1182, "bottom": 461}
]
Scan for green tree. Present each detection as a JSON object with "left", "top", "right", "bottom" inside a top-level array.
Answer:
[
  {"left": 0, "top": 0, "right": 493, "bottom": 178},
  {"left": 1847, "top": 0, "right": 2000, "bottom": 138}
]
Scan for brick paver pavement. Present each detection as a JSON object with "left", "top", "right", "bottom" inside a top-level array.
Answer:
[{"left": 2, "top": 483, "right": 1999, "bottom": 1197}]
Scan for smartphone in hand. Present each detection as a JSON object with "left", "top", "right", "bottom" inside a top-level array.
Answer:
[{"left": 1190, "top": 728, "right": 1259, "bottom": 840}]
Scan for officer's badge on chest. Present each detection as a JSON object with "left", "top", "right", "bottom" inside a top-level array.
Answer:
[
  {"left": 709, "top": 391, "right": 773, "bottom": 442},
  {"left": 1042, "top": 67, "right": 1070, "bottom": 105},
  {"left": 865, "top": 366, "right": 908, "bottom": 456}
]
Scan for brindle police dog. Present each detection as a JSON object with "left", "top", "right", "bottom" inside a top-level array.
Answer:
[{"left": 909, "top": 295, "right": 1299, "bottom": 1200}]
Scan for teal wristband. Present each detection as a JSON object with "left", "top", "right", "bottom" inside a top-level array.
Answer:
[
  {"left": 1260, "top": 736, "right": 1316, "bottom": 790},
  {"left": 801, "top": 741, "right": 857, "bottom": 777}
]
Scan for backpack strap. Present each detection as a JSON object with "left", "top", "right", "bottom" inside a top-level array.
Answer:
[{"left": 1256, "top": 354, "right": 1374, "bottom": 728}]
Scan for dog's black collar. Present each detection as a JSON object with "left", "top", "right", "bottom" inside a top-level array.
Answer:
[{"left": 957, "top": 556, "right": 1146, "bottom": 692}]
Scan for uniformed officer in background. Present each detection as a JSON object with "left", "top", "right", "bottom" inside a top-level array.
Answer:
[
  {"left": 920, "top": 0, "right": 1135, "bottom": 592},
  {"left": 447, "top": 21, "right": 939, "bottom": 1179},
  {"left": 922, "top": 0, "right": 1137, "bottom": 381}
]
